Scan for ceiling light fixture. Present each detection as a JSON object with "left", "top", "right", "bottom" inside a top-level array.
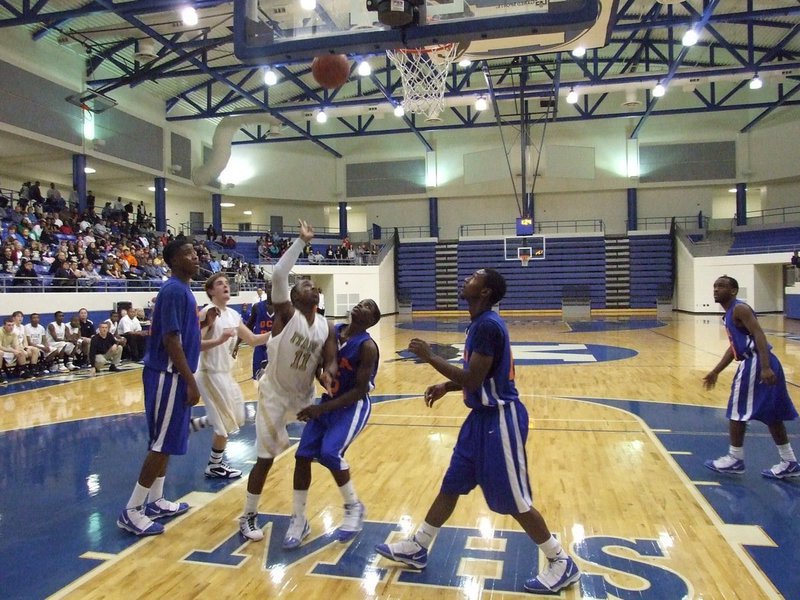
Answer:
[
  {"left": 357, "top": 60, "right": 371, "bottom": 77},
  {"left": 474, "top": 96, "right": 488, "bottom": 111},
  {"left": 181, "top": 6, "right": 198, "bottom": 26},
  {"left": 263, "top": 67, "right": 278, "bottom": 86},
  {"left": 83, "top": 167, "right": 96, "bottom": 174},
  {"left": 681, "top": 28, "right": 698, "bottom": 47},
  {"left": 652, "top": 83, "right": 666, "bottom": 97},
  {"left": 566, "top": 88, "right": 578, "bottom": 104},
  {"left": 749, "top": 75, "right": 763, "bottom": 90},
  {"left": 458, "top": 58, "right": 472, "bottom": 67},
  {"left": 393, "top": 105, "right": 405, "bottom": 117},
  {"left": 315, "top": 109, "right": 328, "bottom": 124},
  {"left": 243, "top": 210, "right": 253, "bottom": 215},
  {"left": 300, "top": 0, "right": 316, "bottom": 10},
  {"left": 571, "top": 46, "right": 586, "bottom": 58},
  {"left": 220, "top": 202, "right": 235, "bottom": 208}
]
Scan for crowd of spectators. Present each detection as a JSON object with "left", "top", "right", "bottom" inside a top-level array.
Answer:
[
  {"left": 257, "top": 232, "right": 380, "bottom": 265},
  {"left": 0, "top": 181, "right": 264, "bottom": 290}
]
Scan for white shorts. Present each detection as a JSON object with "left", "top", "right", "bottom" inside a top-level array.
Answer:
[
  {"left": 2, "top": 352, "right": 19, "bottom": 366},
  {"left": 196, "top": 370, "right": 246, "bottom": 437},
  {"left": 50, "top": 341, "right": 75, "bottom": 355},
  {"left": 255, "top": 377, "right": 313, "bottom": 459}
]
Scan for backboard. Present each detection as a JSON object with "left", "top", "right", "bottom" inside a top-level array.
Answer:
[
  {"left": 233, "top": 0, "right": 608, "bottom": 64},
  {"left": 504, "top": 235, "right": 546, "bottom": 261}
]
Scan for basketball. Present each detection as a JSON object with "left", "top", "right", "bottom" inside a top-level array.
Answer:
[{"left": 311, "top": 54, "right": 350, "bottom": 89}]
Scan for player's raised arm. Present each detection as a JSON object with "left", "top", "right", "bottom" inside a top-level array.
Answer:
[{"left": 271, "top": 219, "right": 315, "bottom": 334}]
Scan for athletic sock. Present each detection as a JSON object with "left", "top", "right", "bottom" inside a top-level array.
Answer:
[
  {"left": 126, "top": 483, "right": 150, "bottom": 509},
  {"left": 729, "top": 445, "right": 744, "bottom": 460},
  {"left": 338, "top": 480, "right": 358, "bottom": 506},
  {"left": 414, "top": 522, "right": 439, "bottom": 549},
  {"left": 293, "top": 489, "right": 308, "bottom": 518},
  {"left": 538, "top": 535, "right": 567, "bottom": 561},
  {"left": 148, "top": 476, "right": 166, "bottom": 502},
  {"left": 244, "top": 492, "right": 260, "bottom": 516},
  {"left": 777, "top": 443, "right": 797, "bottom": 463},
  {"left": 209, "top": 448, "right": 224, "bottom": 465}
]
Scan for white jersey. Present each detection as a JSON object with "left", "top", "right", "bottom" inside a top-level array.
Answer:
[
  {"left": 47, "top": 321, "right": 67, "bottom": 344},
  {"left": 13, "top": 324, "right": 26, "bottom": 347},
  {"left": 198, "top": 305, "right": 241, "bottom": 373},
  {"left": 25, "top": 324, "right": 46, "bottom": 346},
  {"left": 260, "top": 310, "right": 329, "bottom": 405}
]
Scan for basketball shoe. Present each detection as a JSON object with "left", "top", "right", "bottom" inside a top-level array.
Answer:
[
  {"left": 336, "top": 501, "right": 365, "bottom": 542},
  {"left": 524, "top": 556, "right": 581, "bottom": 593},
  {"left": 761, "top": 460, "right": 800, "bottom": 480},
  {"left": 144, "top": 498, "right": 190, "bottom": 519},
  {"left": 117, "top": 506, "right": 164, "bottom": 536},
  {"left": 283, "top": 515, "right": 311, "bottom": 549},
  {"left": 704, "top": 454, "right": 745, "bottom": 474},
  {"left": 205, "top": 462, "right": 242, "bottom": 479},
  {"left": 375, "top": 538, "right": 428, "bottom": 569},
  {"left": 239, "top": 513, "right": 264, "bottom": 541}
]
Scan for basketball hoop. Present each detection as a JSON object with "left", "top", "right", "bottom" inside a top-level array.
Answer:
[{"left": 386, "top": 44, "right": 458, "bottom": 121}]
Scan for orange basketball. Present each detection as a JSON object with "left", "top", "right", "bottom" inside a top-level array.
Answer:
[{"left": 311, "top": 54, "right": 350, "bottom": 89}]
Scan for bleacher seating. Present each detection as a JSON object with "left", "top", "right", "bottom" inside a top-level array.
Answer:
[
  {"left": 728, "top": 226, "right": 800, "bottom": 255},
  {"left": 397, "top": 241, "right": 437, "bottom": 310},
  {"left": 457, "top": 236, "right": 606, "bottom": 310},
  {"left": 629, "top": 234, "right": 673, "bottom": 309}
]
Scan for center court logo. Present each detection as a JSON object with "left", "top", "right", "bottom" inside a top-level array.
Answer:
[{"left": 395, "top": 342, "right": 637, "bottom": 365}]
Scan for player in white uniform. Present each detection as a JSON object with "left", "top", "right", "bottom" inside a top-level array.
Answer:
[
  {"left": 191, "top": 272, "right": 272, "bottom": 478},
  {"left": 238, "top": 220, "right": 338, "bottom": 541},
  {"left": 24, "top": 313, "right": 58, "bottom": 373}
]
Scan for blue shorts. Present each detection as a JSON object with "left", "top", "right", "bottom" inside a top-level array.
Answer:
[
  {"left": 252, "top": 345, "right": 267, "bottom": 379},
  {"left": 295, "top": 398, "right": 371, "bottom": 471},
  {"left": 441, "top": 401, "right": 533, "bottom": 515},
  {"left": 143, "top": 367, "right": 191, "bottom": 455},
  {"left": 728, "top": 354, "right": 799, "bottom": 424}
]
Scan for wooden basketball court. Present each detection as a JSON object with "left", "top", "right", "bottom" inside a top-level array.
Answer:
[{"left": 2, "top": 312, "right": 799, "bottom": 599}]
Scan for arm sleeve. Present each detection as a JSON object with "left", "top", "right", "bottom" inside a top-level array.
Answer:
[{"left": 272, "top": 237, "right": 307, "bottom": 304}]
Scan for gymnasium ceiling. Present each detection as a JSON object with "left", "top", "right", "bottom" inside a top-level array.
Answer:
[{"left": 1, "top": 0, "right": 800, "bottom": 159}]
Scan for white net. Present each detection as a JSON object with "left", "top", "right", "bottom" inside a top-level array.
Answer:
[{"left": 386, "top": 44, "right": 458, "bottom": 121}]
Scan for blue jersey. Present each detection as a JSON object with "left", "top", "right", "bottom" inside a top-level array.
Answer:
[
  {"left": 322, "top": 323, "right": 378, "bottom": 403},
  {"left": 144, "top": 277, "right": 200, "bottom": 373},
  {"left": 252, "top": 300, "right": 274, "bottom": 336},
  {"left": 723, "top": 299, "right": 769, "bottom": 361},
  {"left": 463, "top": 310, "right": 518, "bottom": 409}
]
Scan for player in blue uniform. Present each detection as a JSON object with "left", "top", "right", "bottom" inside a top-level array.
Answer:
[
  {"left": 284, "top": 299, "right": 381, "bottom": 548},
  {"left": 703, "top": 275, "right": 799, "bottom": 479},
  {"left": 375, "top": 268, "right": 580, "bottom": 594},
  {"left": 235, "top": 292, "right": 274, "bottom": 379},
  {"left": 117, "top": 240, "right": 205, "bottom": 536}
]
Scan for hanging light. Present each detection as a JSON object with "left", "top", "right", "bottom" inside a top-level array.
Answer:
[
  {"left": 300, "top": 0, "right": 316, "bottom": 10},
  {"left": 315, "top": 109, "right": 328, "bottom": 123},
  {"left": 474, "top": 96, "right": 488, "bottom": 111},
  {"left": 83, "top": 166, "right": 96, "bottom": 174},
  {"left": 571, "top": 46, "right": 586, "bottom": 58},
  {"left": 263, "top": 67, "right": 278, "bottom": 86},
  {"left": 458, "top": 58, "right": 472, "bottom": 67},
  {"left": 566, "top": 88, "right": 578, "bottom": 104},
  {"left": 653, "top": 82, "right": 666, "bottom": 97},
  {"left": 681, "top": 29, "right": 698, "bottom": 47},
  {"left": 749, "top": 75, "right": 763, "bottom": 90},
  {"left": 393, "top": 105, "right": 405, "bottom": 117},
  {"left": 357, "top": 60, "right": 371, "bottom": 77},
  {"left": 181, "top": 6, "right": 198, "bottom": 26}
]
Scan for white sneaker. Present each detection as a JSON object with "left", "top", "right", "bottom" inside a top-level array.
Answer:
[
  {"left": 66, "top": 362, "right": 77, "bottom": 371},
  {"left": 239, "top": 513, "right": 264, "bottom": 541},
  {"left": 337, "top": 501, "right": 365, "bottom": 542},
  {"left": 58, "top": 363, "right": 69, "bottom": 373},
  {"left": 283, "top": 515, "right": 310, "bottom": 549}
]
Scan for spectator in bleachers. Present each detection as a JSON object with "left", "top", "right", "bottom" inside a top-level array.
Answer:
[
  {"left": 29, "top": 181, "right": 43, "bottom": 206},
  {"left": 68, "top": 185, "right": 79, "bottom": 209},
  {"left": 325, "top": 245, "right": 335, "bottom": 260},
  {"left": 206, "top": 224, "right": 217, "bottom": 241},
  {"left": 52, "top": 259, "right": 76, "bottom": 288},
  {"left": 18, "top": 182, "right": 30, "bottom": 207},
  {"left": 86, "top": 190, "right": 96, "bottom": 211},
  {"left": 89, "top": 322, "right": 122, "bottom": 373},
  {"left": 12, "top": 259, "right": 38, "bottom": 290},
  {"left": 308, "top": 250, "right": 324, "bottom": 264}
]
